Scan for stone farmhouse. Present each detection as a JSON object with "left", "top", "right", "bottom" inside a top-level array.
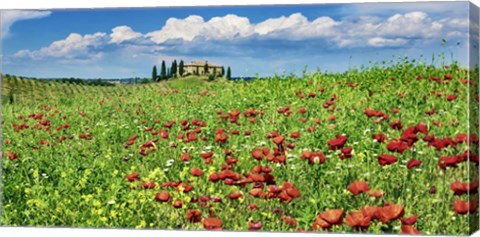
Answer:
[{"left": 183, "top": 61, "right": 223, "bottom": 77}]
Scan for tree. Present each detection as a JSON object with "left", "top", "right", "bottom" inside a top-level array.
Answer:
[
  {"left": 152, "top": 65, "right": 158, "bottom": 82},
  {"left": 204, "top": 62, "right": 209, "bottom": 75},
  {"left": 226, "top": 66, "right": 232, "bottom": 80},
  {"left": 179, "top": 60, "right": 184, "bottom": 77},
  {"left": 221, "top": 66, "right": 225, "bottom": 77},
  {"left": 167, "top": 68, "right": 171, "bottom": 79},
  {"left": 161, "top": 60, "right": 166, "bottom": 80},
  {"left": 171, "top": 60, "right": 177, "bottom": 78},
  {"left": 213, "top": 67, "right": 217, "bottom": 77}
]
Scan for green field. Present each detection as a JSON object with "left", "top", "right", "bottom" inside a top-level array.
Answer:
[{"left": 1, "top": 60, "right": 479, "bottom": 234}]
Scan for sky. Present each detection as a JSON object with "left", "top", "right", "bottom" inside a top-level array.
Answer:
[{"left": 0, "top": 2, "right": 476, "bottom": 78}]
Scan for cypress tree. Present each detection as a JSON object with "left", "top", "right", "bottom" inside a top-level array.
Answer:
[
  {"left": 152, "top": 65, "right": 158, "bottom": 82},
  {"left": 171, "top": 60, "right": 177, "bottom": 77},
  {"left": 221, "top": 66, "right": 225, "bottom": 77},
  {"left": 161, "top": 60, "right": 166, "bottom": 80},
  {"left": 204, "top": 62, "right": 209, "bottom": 74},
  {"left": 179, "top": 60, "right": 184, "bottom": 77},
  {"left": 226, "top": 66, "right": 231, "bottom": 80}
]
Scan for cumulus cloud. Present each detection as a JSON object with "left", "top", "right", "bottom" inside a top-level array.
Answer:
[
  {"left": 11, "top": 11, "right": 470, "bottom": 62},
  {"left": 1, "top": 10, "right": 51, "bottom": 39},
  {"left": 146, "top": 14, "right": 254, "bottom": 43},
  {"left": 14, "top": 32, "right": 107, "bottom": 62},
  {"left": 109, "top": 26, "right": 142, "bottom": 44}
]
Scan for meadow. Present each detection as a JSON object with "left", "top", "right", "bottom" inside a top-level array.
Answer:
[{"left": 1, "top": 59, "right": 479, "bottom": 235}]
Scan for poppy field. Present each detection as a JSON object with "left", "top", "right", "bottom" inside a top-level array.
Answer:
[{"left": 1, "top": 60, "right": 479, "bottom": 235}]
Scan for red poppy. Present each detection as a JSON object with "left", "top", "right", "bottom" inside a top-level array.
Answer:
[
  {"left": 228, "top": 191, "right": 243, "bottom": 200},
  {"left": 272, "top": 135, "right": 285, "bottom": 145},
  {"left": 387, "top": 139, "right": 408, "bottom": 154},
  {"left": 249, "top": 188, "right": 265, "bottom": 198},
  {"left": 372, "top": 133, "right": 388, "bottom": 143},
  {"left": 298, "top": 107, "right": 307, "bottom": 114},
  {"left": 339, "top": 147, "right": 353, "bottom": 160},
  {"left": 284, "top": 216, "right": 297, "bottom": 227},
  {"left": 190, "top": 167, "right": 204, "bottom": 177},
  {"left": 251, "top": 149, "right": 264, "bottom": 160},
  {"left": 400, "top": 214, "right": 417, "bottom": 225},
  {"left": 290, "top": 131, "right": 300, "bottom": 139},
  {"left": 248, "top": 221, "right": 262, "bottom": 231},
  {"left": 392, "top": 108, "right": 399, "bottom": 114},
  {"left": 377, "top": 154, "right": 397, "bottom": 166},
  {"left": 126, "top": 172, "right": 140, "bottom": 182},
  {"left": 186, "top": 209, "right": 202, "bottom": 223},
  {"left": 312, "top": 217, "right": 331, "bottom": 231},
  {"left": 176, "top": 183, "right": 193, "bottom": 193},
  {"left": 139, "top": 181, "right": 156, "bottom": 189},
  {"left": 446, "top": 95, "right": 457, "bottom": 101},
  {"left": 401, "top": 225, "right": 420, "bottom": 234},
  {"left": 327, "top": 134, "right": 348, "bottom": 150},
  {"left": 6, "top": 152, "right": 19, "bottom": 161},
  {"left": 453, "top": 199, "right": 478, "bottom": 214},
  {"left": 214, "top": 133, "right": 229, "bottom": 144},
  {"left": 319, "top": 209, "right": 344, "bottom": 226},
  {"left": 180, "top": 152, "right": 191, "bottom": 162},
  {"left": 377, "top": 203, "right": 404, "bottom": 223},
  {"left": 173, "top": 200, "right": 183, "bottom": 209},
  {"left": 390, "top": 120, "right": 403, "bottom": 130},
  {"left": 407, "top": 159, "right": 422, "bottom": 169},
  {"left": 348, "top": 180, "right": 370, "bottom": 196},
  {"left": 248, "top": 203, "right": 259, "bottom": 210},
  {"left": 438, "top": 155, "right": 461, "bottom": 169},
  {"left": 345, "top": 210, "right": 371, "bottom": 230},
  {"left": 202, "top": 217, "right": 223, "bottom": 230},
  {"left": 155, "top": 191, "right": 171, "bottom": 202},
  {"left": 361, "top": 206, "right": 380, "bottom": 220}
]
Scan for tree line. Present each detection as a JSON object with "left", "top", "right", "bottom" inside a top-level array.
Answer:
[{"left": 152, "top": 60, "right": 232, "bottom": 82}]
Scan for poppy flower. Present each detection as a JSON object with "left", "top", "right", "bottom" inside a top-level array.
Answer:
[
  {"left": 228, "top": 191, "right": 243, "bottom": 200},
  {"left": 319, "top": 209, "right": 344, "bottom": 226},
  {"left": 377, "top": 154, "right": 397, "bottom": 166},
  {"left": 248, "top": 203, "right": 259, "bottom": 210},
  {"left": 361, "top": 206, "right": 380, "bottom": 220},
  {"left": 284, "top": 216, "right": 297, "bottom": 227},
  {"left": 191, "top": 167, "right": 203, "bottom": 177},
  {"left": 390, "top": 120, "right": 403, "bottom": 130},
  {"left": 202, "top": 217, "right": 223, "bottom": 230},
  {"left": 327, "top": 134, "right": 348, "bottom": 150},
  {"left": 186, "top": 209, "right": 202, "bottom": 223},
  {"left": 173, "top": 200, "right": 183, "bottom": 209},
  {"left": 377, "top": 203, "right": 404, "bottom": 223},
  {"left": 339, "top": 147, "right": 353, "bottom": 160},
  {"left": 248, "top": 221, "right": 262, "bottom": 231},
  {"left": 312, "top": 217, "right": 331, "bottom": 231},
  {"left": 401, "top": 225, "right": 420, "bottom": 234},
  {"left": 400, "top": 214, "right": 417, "bottom": 225},
  {"left": 348, "top": 180, "right": 370, "bottom": 196},
  {"left": 392, "top": 108, "right": 399, "bottom": 114},
  {"left": 7, "top": 152, "right": 18, "bottom": 161},
  {"left": 298, "top": 108, "right": 307, "bottom": 114},
  {"left": 446, "top": 95, "right": 457, "bottom": 101},
  {"left": 345, "top": 210, "right": 371, "bottom": 230},
  {"left": 290, "top": 131, "right": 300, "bottom": 139},
  {"left": 251, "top": 149, "right": 264, "bottom": 160},
  {"left": 155, "top": 191, "right": 171, "bottom": 203},
  {"left": 140, "top": 181, "right": 156, "bottom": 189},
  {"left": 177, "top": 183, "right": 194, "bottom": 193},
  {"left": 407, "top": 159, "right": 422, "bottom": 169},
  {"left": 214, "top": 133, "right": 229, "bottom": 144},
  {"left": 373, "top": 133, "right": 388, "bottom": 143},
  {"left": 272, "top": 135, "right": 285, "bottom": 145},
  {"left": 126, "top": 172, "right": 140, "bottom": 182},
  {"left": 453, "top": 199, "right": 478, "bottom": 214},
  {"left": 249, "top": 188, "right": 265, "bottom": 198},
  {"left": 438, "top": 155, "right": 461, "bottom": 169}
]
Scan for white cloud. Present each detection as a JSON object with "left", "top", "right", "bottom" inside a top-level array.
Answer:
[
  {"left": 14, "top": 32, "right": 107, "bottom": 62},
  {"left": 10, "top": 11, "right": 470, "bottom": 62},
  {"left": 1, "top": 10, "right": 51, "bottom": 39},
  {"left": 368, "top": 37, "right": 408, "bottom": 47},
  {"left": 146, "top": 14, "right": 254, "bottom": 43},
  {"left": 109, "top": 25, "right": 142, "bottom": 44}
]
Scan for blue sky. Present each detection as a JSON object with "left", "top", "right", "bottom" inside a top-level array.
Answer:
[{"left": 0, "top": 2, "right": 474, "bottom": 78}]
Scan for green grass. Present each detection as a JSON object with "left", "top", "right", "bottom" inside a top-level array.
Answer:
[{"left": 1, "top": 61, "right": 478, "bottom": 234}]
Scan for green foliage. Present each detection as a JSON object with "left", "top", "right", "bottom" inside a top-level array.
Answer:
[
  {"left": 1, "top": 60, "right": 478, "bottom": 235},
  {"left": 226, "top": 66, "right": 232, "bottom": 80},
  {"left": 179, "top": 60, "right": 185, "bottom": 77},
  {"left": 152, "top": 65, "right": 158, "bottom": 82}
]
